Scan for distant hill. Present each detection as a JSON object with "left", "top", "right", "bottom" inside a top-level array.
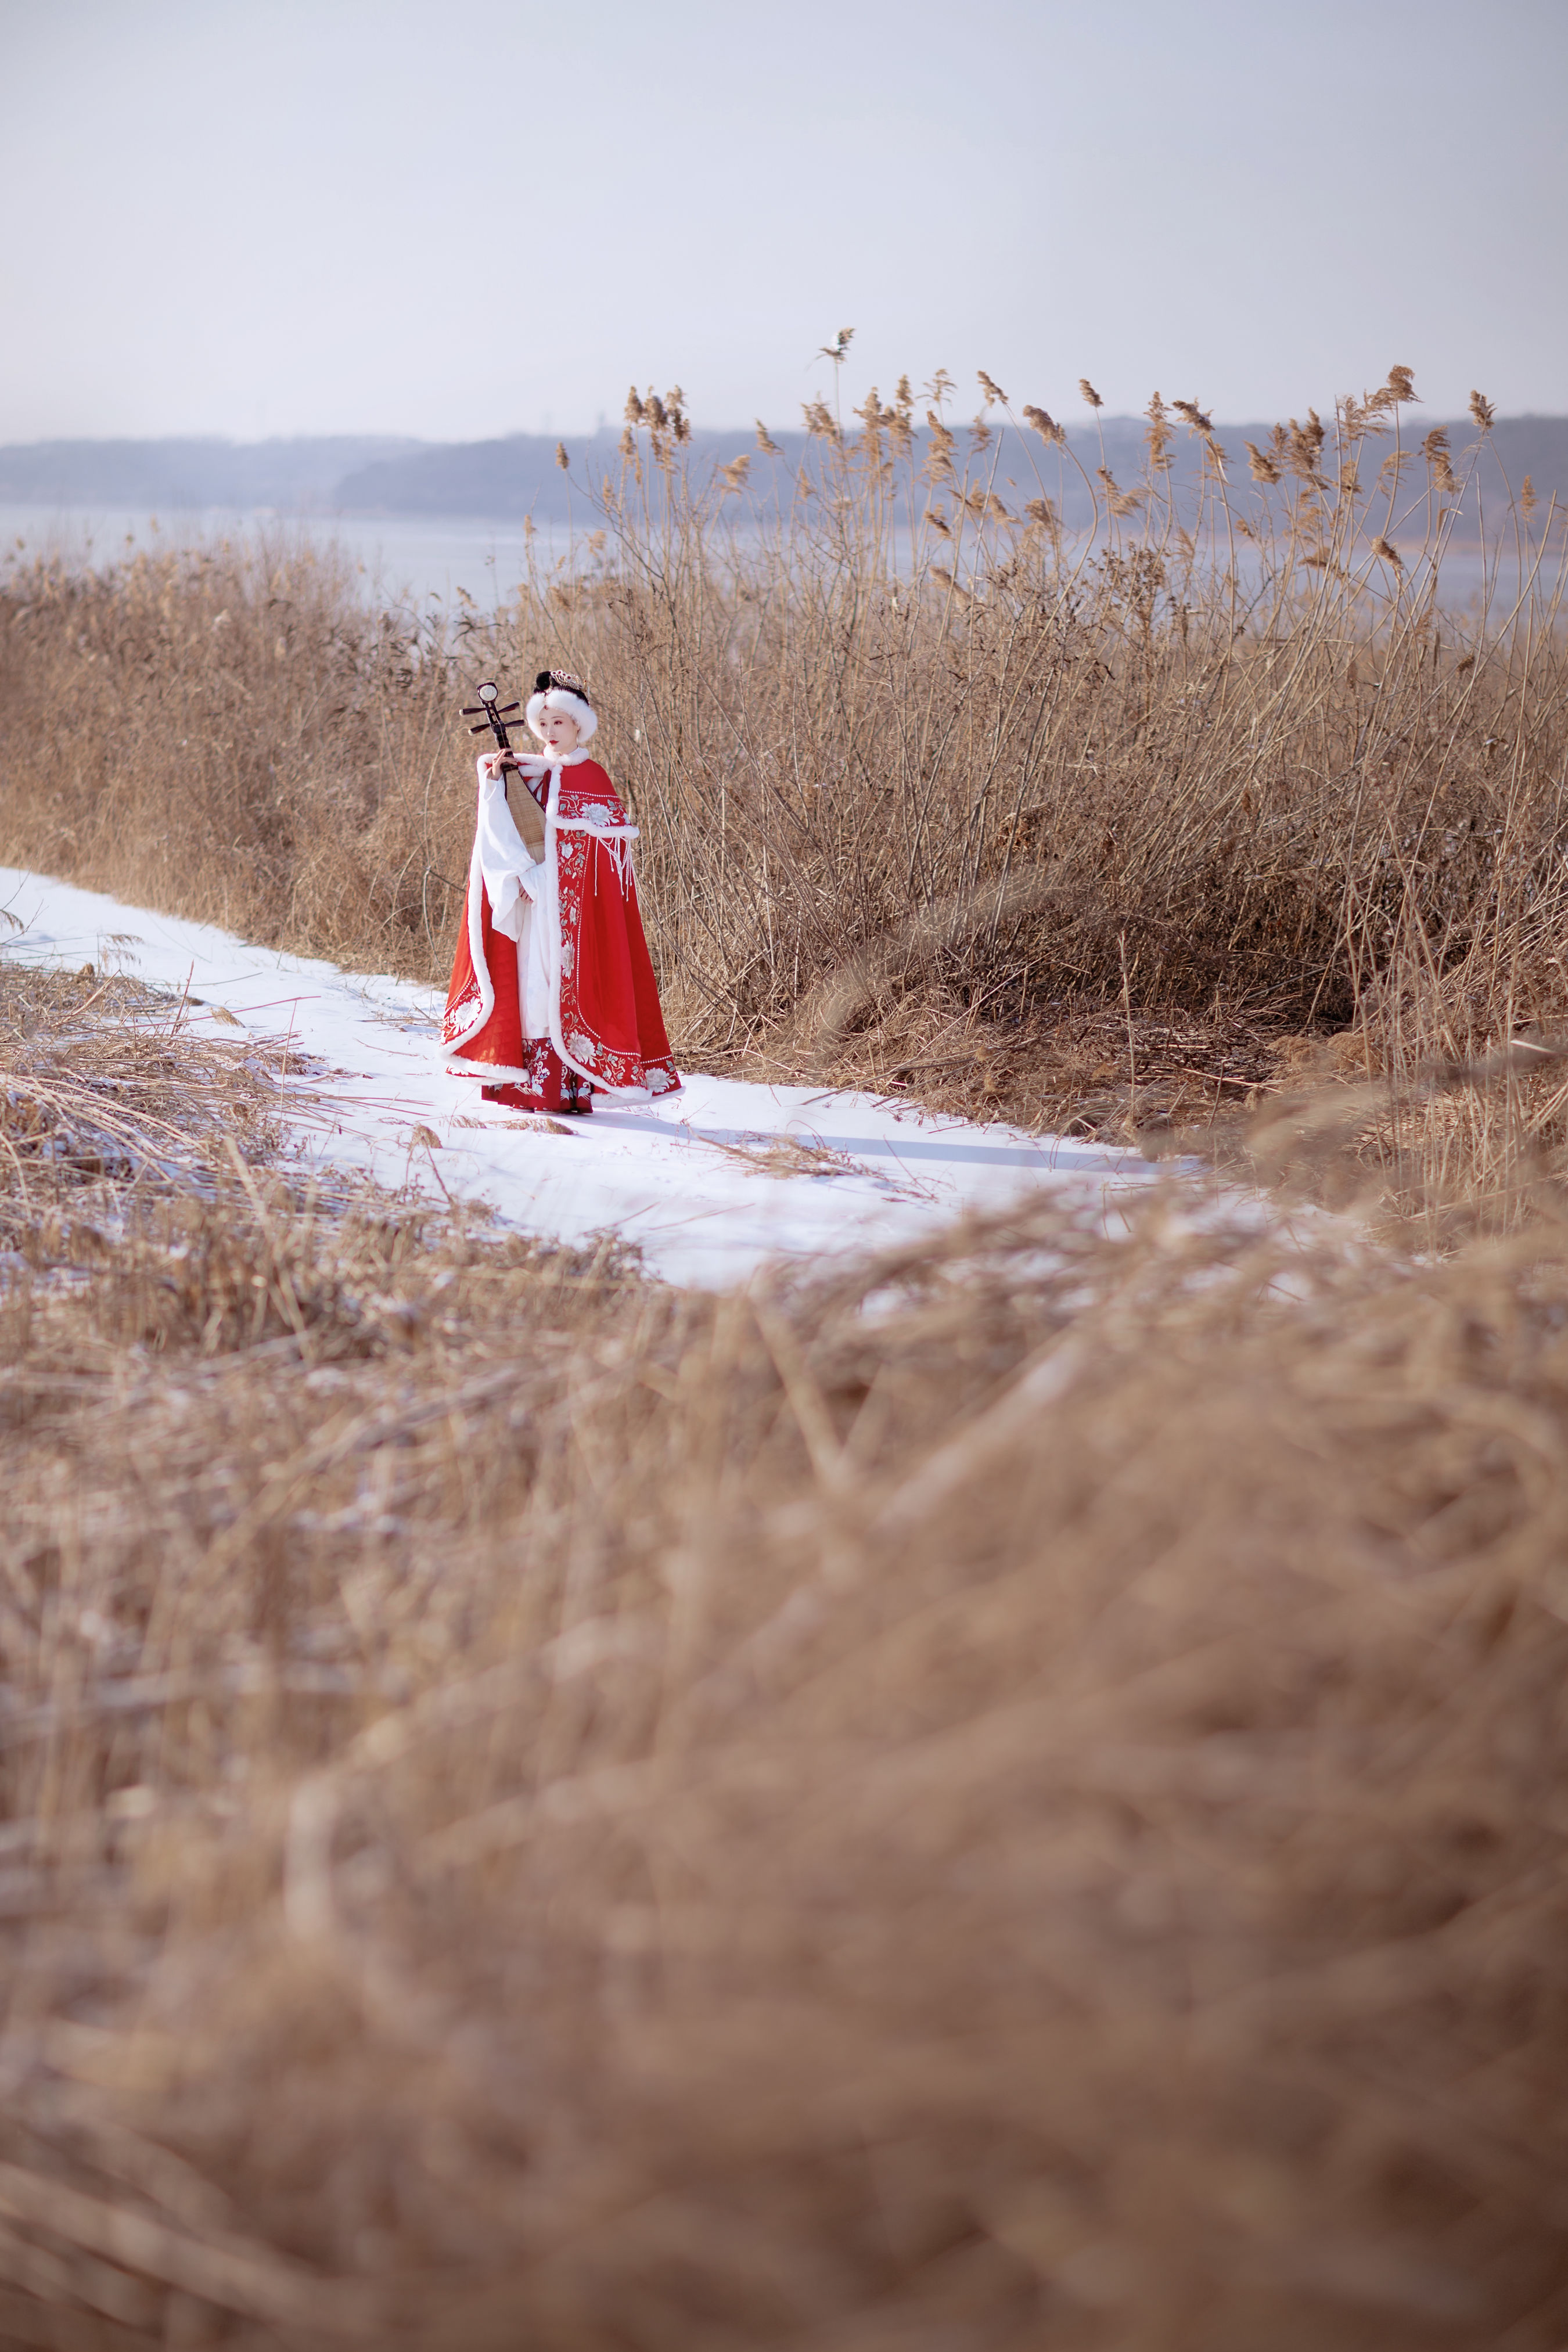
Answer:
[
  {"left": 332, "top": 429, "right": 792, "bottom": 520},
  {"left": 0, "top": 435, "right": 427, "bottom": 511},
  {"left": 333, "top": 412, "right": 1568, "bottom": 537},
  {"left": 0, "top": 416, "right": 1562, "bottom": 540}
]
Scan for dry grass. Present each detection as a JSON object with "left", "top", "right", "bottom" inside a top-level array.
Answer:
[
  {"left": 2, "top": 366, "right": 1568, "bottom": 2346},
  {"left": 0, "top": 538, "right": 453, "bottom": 977},
  {"left": 0, "top": 958, "right": 283, "bottom": 1253},
  {"left": 2, "top": 366, "right": 1566, "bottom": 1215},
  {"left": 0, "top": 965, "right": 1564, "bottom": 2347}
]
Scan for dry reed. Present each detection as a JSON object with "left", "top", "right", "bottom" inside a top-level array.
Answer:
[
  {"left": 2, "top": 367, "right": 1568, "bottom": 2344},
  {"left": 3, "top": 364, "right": 1566, "bottom": 1214},
  {"left": 0, "top": 961, "right": 1566, "bottom": 2344}
]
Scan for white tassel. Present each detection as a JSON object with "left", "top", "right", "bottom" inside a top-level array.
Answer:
[{"left": 551, "top": 803, "right": 638, "bottom": 897}]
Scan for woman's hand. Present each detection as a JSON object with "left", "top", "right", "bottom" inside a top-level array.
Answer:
[{"left": 477, "top": 749, "right": 515, "bottom": 783}]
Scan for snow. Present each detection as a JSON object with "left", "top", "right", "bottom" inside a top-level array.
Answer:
[{"left": 0, "top": 867, "right": 1165, "bottom": 1288}]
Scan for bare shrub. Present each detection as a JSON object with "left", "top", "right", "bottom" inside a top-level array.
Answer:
[{"left": 0, "top": 538, "right": 465, "bottom": 976}]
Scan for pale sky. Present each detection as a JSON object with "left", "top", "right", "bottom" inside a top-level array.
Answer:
[{"left": 2, "top": 0, "right": 1563, "bottom": 443}]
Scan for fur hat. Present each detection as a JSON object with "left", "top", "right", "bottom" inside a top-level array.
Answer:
[{"left": 525, "top": 668, "right": 597, "bottom": 745}]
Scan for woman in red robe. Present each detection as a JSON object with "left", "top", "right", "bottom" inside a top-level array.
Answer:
[{"left": 443, "top": 668, "right": 681, "bottom": 1114}]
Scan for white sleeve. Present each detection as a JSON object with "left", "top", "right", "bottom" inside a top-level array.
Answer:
[{"left": 473, "top": 766, "right": 543, "bottom": 942}]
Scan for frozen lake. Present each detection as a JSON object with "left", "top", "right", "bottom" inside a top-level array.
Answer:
[
  {"left": 0, "top": 501, "right": 1531, "bottom": 621},
  {"left": 0, "top": 504, "right": 567, "bottom": 613}
]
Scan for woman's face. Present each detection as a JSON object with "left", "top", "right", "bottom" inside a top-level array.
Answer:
[{"left": 537, "top": 707, "right": 581, "bottom": 756}]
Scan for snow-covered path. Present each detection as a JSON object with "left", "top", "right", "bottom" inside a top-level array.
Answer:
[{"left": 1, "top": 868, "right": 1161, "bottom": 1287}]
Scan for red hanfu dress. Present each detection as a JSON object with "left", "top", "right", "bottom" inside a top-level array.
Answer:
[{"left": 443, "top": 745, "right": 681, "bottom": 1111}]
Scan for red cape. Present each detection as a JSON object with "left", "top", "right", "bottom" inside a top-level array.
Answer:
[{"left": 443, "top": 755, "right": 680, "bottom": 1099}]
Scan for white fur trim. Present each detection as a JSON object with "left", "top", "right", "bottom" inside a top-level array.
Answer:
[
  {"left": 541, "top": 763, "right": 650, "bottom": 1101},
  {"left": 526, "top": 685, "right": 598, "bottom": 744},
  {"left": 444, "top": 1059, "right": 536, "bottom": 1085},
  {"left": 442, "top": 832, "right": 497, "bottom": 1058}
]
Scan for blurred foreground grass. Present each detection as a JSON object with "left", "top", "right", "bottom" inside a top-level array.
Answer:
[{"left": 1, "top": 961, "right": 1567, "bottom": 2348}]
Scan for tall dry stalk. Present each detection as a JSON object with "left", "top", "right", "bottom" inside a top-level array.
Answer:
[
  {"left": 2, "top": 962, "right": 1568, "bottom": 2344},
  {"left": 2, "top": 363, "right": 1566, "bottom": 1214}
]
